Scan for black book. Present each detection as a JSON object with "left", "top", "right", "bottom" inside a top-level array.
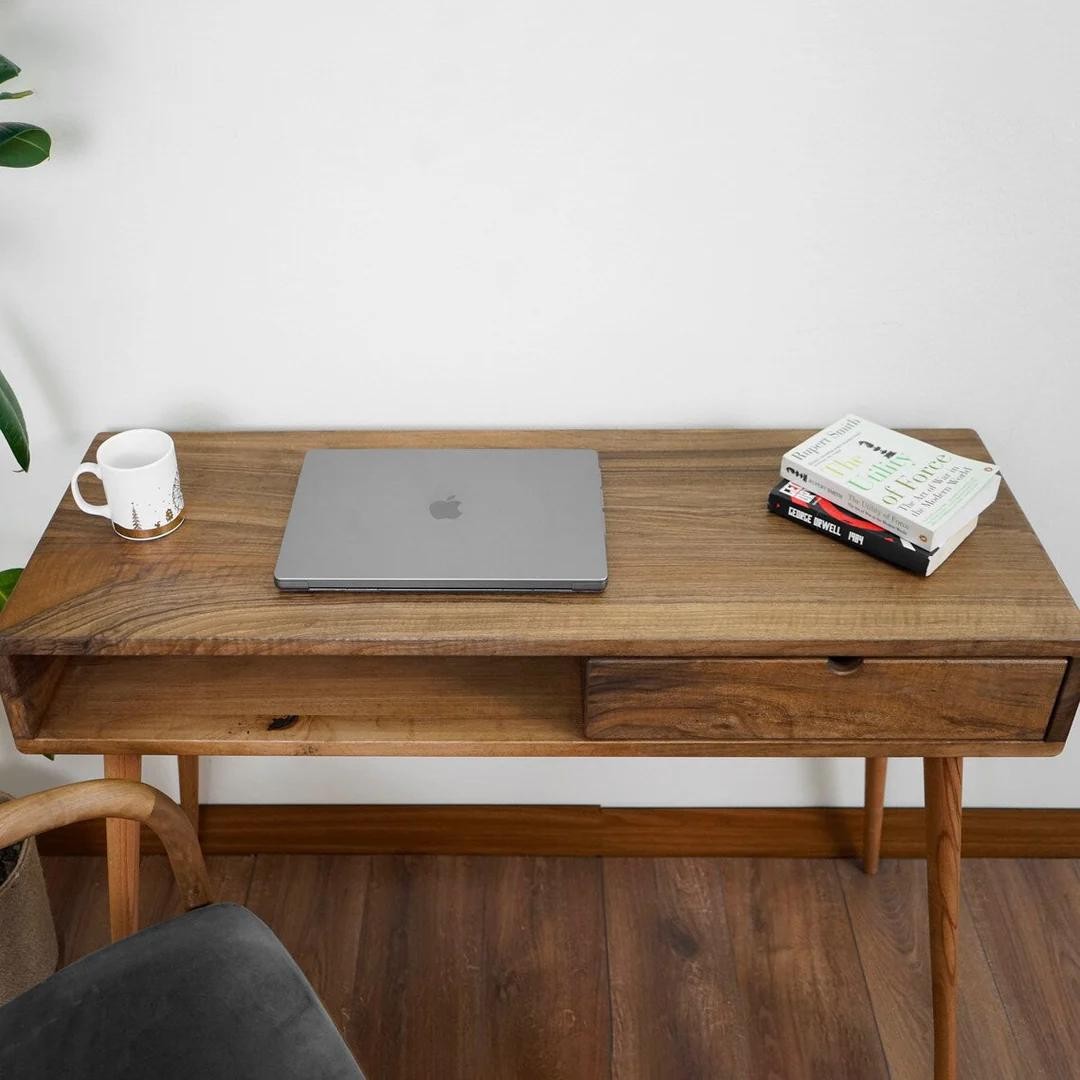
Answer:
[{"left": 767, "top": 480, "right": 976, "bottom": 577}]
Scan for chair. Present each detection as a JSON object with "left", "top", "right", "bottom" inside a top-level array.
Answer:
[{"left": 0, "top": 780, "right": 365, "bottom": 1080}]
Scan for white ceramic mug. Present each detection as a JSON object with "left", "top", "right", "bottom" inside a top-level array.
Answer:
[{"left": 71, "top": 429, "right": 186, "bottom": 541}]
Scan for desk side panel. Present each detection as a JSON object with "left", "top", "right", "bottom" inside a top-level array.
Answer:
[
  {"left": 0, "top": 655, "right": 69, "bottom": 741},
  {"left": 1045, "top": 658, "right": 1080, "bottom": 742}
]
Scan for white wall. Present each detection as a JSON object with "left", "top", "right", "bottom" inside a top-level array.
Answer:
[{"left": 2, "top": 0, "right": 1078, "bottom": 807}]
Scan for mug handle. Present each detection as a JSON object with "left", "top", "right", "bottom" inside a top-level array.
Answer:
[{"left": 71, "top": 463, "right": 111, "bottom": 519}]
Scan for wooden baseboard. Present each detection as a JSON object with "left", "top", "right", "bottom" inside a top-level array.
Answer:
[{"left": 36, "top": 804, "right": 1080, "bottom": 858}]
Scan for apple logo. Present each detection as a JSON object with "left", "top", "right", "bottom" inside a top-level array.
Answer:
[{"left": 429, "top": 495, "right": 463, "bottom": 520}]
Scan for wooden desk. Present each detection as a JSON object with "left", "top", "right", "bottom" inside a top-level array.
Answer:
[{"left": 2, "top": 429, "right": 1078, "bottom": 1080}]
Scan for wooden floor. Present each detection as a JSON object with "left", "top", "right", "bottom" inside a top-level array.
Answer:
[{"left": 43, "top": 855, "right": 1080, "bottom": 1080}]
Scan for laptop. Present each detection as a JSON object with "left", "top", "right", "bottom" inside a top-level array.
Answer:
[{"left": 274, "top": 448, "right": 608, "bottom": 592}]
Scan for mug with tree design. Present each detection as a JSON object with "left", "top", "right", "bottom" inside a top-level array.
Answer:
[{"left": 70, "top": 429, "right": 186, "bottom": 540}]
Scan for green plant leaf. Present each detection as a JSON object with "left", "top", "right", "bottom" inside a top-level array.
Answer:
[
  {"left": 0, "top": 55, "right": 19, "bottom": 86},
  {"left": 0, "top": 568, "right": 21, "bottom": 612},
  {"left": 0, "top": 368, "right": 30, "bottom": 470},
  {"left": 0, "top": 90, "right": 33, "bottom": 101},
  {"left": 0, "top": 122, "right": 50, "bottom": 168}
]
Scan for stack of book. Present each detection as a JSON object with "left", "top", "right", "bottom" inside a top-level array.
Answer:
[{"left": 767, "top": 415, "right": 1001, "bottom": 576}]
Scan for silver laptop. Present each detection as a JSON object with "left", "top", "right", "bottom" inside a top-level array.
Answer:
[{"left": 275, "top": 449, "right": 608, "bottom": 592}]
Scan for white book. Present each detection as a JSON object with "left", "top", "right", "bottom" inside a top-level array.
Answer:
[
  {"left": 781, "top": 415, "right": 1000, "bottom": 551},
  {"left": 922, "top": 517, "right": 979, "bottom": 575}
]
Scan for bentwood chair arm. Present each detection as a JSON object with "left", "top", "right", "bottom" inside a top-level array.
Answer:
[{"left": 0, "top": 780, "right": 212, "bottom": 911}]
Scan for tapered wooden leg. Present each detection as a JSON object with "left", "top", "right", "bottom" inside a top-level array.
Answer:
[
  {"left": 104, "top": 753, "right": 142, "bottom": 941},
  {"left": 924, "top": 757, "right": 963, "bottom": 1080},
  {"left": 862, "top": 757, "right": 887, "bottom": 874},
  {"left": 177, "top": 755, "right": 200, "bottom": 834}
]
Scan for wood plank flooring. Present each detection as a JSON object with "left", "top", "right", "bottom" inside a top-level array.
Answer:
[{"left": 43, "top": 855, "right": 1080, "bottom": 1080}]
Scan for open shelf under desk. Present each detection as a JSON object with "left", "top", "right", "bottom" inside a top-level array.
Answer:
[
  {"left": 7, "top": 654, "right": 1064, "bottom": 759},
  {"left": 15, "top": 655, "right": 582, "bottom": 756}
]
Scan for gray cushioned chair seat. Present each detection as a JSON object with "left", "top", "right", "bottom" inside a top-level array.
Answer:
[{"left": 0, "top": 902, "right": 365, "bottom": 1080}]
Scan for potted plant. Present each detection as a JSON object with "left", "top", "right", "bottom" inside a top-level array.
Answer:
[{"left": 0, "top": 51, "right": 56, "bottom": 1004}]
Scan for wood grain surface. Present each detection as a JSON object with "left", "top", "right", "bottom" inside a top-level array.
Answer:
[
  {"left": 102, "top": 755, "right": 142, "bottom": 940},
  {"left": 837, "top": 858, "right": 1022, "bottom": 1079},
  {"left": 720, "top": 858, "right": 890, "bottom": 1077},
  {"left": 0, "top": 779, "right": 210, "bottom": 914},
  {"left": 43, "top": 853, "right": 1080, "bottom": 1080},
  {"left": 46, "top": 855, "right": 253, "bottom": 966},
  {"left": 1046, "top": 658, "right": 1080, "bottom": 742},
  {"left": 1, "top": 429, "right": 1077, "bottom": 659},
  {"left": 346, "top": 855, "right": 611, "bottom": 1080},
  {"left": 924, "top": 757, "right": 964, "bottom": 1080},
  {"left": 0, "top": 655, "right": 66, "bottom": 739},
  {"left": 585, "top": 658, "right": 1064, "bottom": 742},
  {"left": 36, "top": 803, "right": 1080, "bottom": 858},
  {"left": 177, "top": 755, "right": 199, "bottom": 832},
  {"left": 963, "top": 858, "right": 1080, "bottom": 1078},
  {"left": 11, "top": 653, "right": 1070, "bottom": 758},
  {"left": 245, "top": 855, "right": 371, "bottom": 1034},
  {"left": 862, "top": 757, "right": 888, "bottom": 875},
  {"left": 604, "top": 858, "right": 752, "bottom": 1079}
]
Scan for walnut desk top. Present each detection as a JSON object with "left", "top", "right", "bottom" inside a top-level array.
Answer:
[{"left": 0, "top": 428, "right": 1077, "bottom": 759}]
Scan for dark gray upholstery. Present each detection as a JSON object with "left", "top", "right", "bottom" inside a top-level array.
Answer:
[{"left": 0, "top": 902, "right": 365, "bottom": 1080}]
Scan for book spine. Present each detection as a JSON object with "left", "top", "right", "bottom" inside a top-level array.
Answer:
[
  {"left": 767, "top": 485, "right": 931, "bottom": 575},
  {"left": 780, "top": 454, "right": 936, "bottom": 547}
]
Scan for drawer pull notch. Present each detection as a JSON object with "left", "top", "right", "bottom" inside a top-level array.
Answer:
[{"left": 826, "top": 657, "right": 864, "bottom": 676}]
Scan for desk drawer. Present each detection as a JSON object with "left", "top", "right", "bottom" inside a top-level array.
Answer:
[{"left": 584, "top": 658, "right": 1067, "bottom": 742}]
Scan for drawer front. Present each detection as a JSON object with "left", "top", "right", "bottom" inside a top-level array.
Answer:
[{"left": 584, "top": 658, "right": 1067, "bottom": 742}]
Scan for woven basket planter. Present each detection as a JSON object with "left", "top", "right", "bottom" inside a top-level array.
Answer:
[{"left": 0, "top": 792, "right": 59, "bottom": 1006}]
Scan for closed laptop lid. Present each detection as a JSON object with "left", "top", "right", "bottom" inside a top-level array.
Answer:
[{"left": 274, "top": 449, "right": 608, "bottom": 592}]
